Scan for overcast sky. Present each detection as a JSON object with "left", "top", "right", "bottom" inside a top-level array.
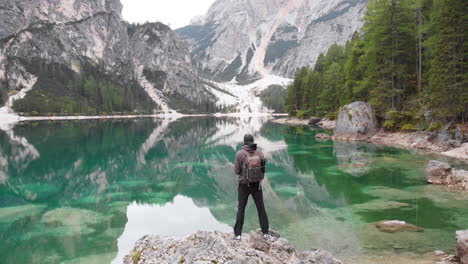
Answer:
[{"left": 121, "top": 0, "right": 216, "bottom": 29}]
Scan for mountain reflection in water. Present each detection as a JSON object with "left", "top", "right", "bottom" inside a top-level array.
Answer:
[{"left": 0, "top": 117, "right": 467, "bottom": 264}]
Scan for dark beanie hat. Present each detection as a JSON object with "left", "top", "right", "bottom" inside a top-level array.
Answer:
[{"left": 244, "top": 134, "right": 254, "bottom": 145}]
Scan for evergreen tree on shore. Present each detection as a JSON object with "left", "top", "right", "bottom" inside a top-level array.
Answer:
[{"left": 285, "top": 0, "right": 467, "bottom": 125}]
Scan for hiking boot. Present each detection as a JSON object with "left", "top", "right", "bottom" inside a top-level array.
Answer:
[
  {"left": 262, "top": 233, "right": 270, "bottom": 240},
  {"left": 232, "top": 235, "right": 241, "bottom": 241}
]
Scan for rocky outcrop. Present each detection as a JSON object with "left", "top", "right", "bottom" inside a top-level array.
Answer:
[
  {"left": 0, "top": 0, "right": 213, "bottom": 114},
  {"left": 375, "top": 220, "right": 423, "bottom": 233},
  {"left": 333, "top": 101, "right": 379, "bottom": 141},
  {"left": 457, "top": 230, "right": 468, "bottom": 264},
  {"left": 123, "top": 230, "right": 343, "bottom": 264},
  {"left": 426, "top": 160, "right": 468, "bottom": 190},
  {"left": 177, "top": 0, "right": 368, "bottom": 81}
]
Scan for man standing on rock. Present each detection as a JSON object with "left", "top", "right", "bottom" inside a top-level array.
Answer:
[{"left": 233, "top": 134, "right": 269, "bottom": 240}]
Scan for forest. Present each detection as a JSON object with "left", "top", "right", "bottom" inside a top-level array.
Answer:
[
  {"left": 12, "top": 59, "right": 157, "bottom": 115},
  {"left": 285, "top": 0, "right": 467, "bottom": 130}
]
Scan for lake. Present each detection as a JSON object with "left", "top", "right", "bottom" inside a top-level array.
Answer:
[{"left": 0, "top": 117, "right": 467, "bottom": 263}]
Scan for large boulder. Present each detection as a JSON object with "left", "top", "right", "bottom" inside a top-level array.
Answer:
[
  {"left": 334, "top": 102, "right": 379, "bottom": 141},
  {"left": 123, "top": 230, "right": 343, "bottom": 264},
  {"left": 458, "top": 230, "right": 468, "bottom": 264},
  {"left": 426, "top": 160, "right": 468, "bottom": 190}
]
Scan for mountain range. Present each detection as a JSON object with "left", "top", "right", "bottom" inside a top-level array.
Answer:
[{"left": 0, "top": 0, "right": 368, "bottom": 115}]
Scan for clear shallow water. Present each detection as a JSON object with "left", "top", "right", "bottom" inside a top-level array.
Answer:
[{"left": 0, "top": 117, "right": 467, "bottom": 264}]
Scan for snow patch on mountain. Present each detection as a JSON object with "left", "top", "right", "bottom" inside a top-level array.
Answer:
[
  {"left": 207, "top": 75, "right": 292, "bottom": 113},
  {"left": 134, "top": 65, "right": 177, "bottom": 115},
  {"left": 0, "top": 74, "right": 37, "bottom": 115}
]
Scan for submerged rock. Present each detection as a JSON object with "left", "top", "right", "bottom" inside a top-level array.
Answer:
[
  {"left": 457, "top": 230, "right": 468, "bottom": 264},
  {"left": 0, "top": 204, "right": 46, "bottom": 224},
  {"left": 316, "top": 133, "right": 332, "bottom": 141},
  {"left": 351, "top": 200, "right": 411, "bottom": 212},
  {"left": 426, "top": 160, "right": 468, "bottom": 190},
  {"left": 375, "top": 220, "right": 423, "bottom": 233},
  {"left": 334, "top": 102, "right": 379, "bottom": 141},
  {"left": 123, "top": 230, "right": 343, "bottom": 264}
]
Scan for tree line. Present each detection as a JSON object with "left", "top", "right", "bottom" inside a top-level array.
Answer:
[
  {"left": 285, "top": 0, "right": 467, "bottom": 129},
  {"left": 12, "top": 59, "right": 157, "bottom": 115}
]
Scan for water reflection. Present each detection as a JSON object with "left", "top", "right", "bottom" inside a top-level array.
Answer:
[
  {"left": 113, "top": 195, "right": 231, "bottom": 264},
  {"left": 0, "top": 117, "right": 467, "bottom": 264},
  {"left": 333, "top": 141, "right": 377, "bottom": 177},
  {"left": 0, "top": 122, "right": 39, "bottom": 184}
]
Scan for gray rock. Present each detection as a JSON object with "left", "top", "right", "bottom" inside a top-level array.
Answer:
[
  {"left": 436, "top": 123, "right": 463, "bottom": 149},
  {"left": 334, "top": 102, "right": 379, "bottom": 141},
  {"left": 308, "top": 117, "right": 322, "bottom": 125},
  {"left": 457, "top": 230, "right": 468, "bottom": 264},
  {"left": 426, "top": 160, "right": 468, "bottom": 190},
  {"left": 426, "top": 160, "right": 453, "bottom": 185},
  {"left": 123, "top": 230, "right": 343, "bottom": 264}
]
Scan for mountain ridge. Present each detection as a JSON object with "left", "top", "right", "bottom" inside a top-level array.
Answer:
[
  {"left": 0, "top": 0, "right": 215, "bottom": 115},
  {"left": 177, "top": 0, "right": 368, "bottom": 81}
]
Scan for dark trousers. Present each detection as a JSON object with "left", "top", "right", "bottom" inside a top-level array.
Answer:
[{"left": 233, "top": 182, "right": 269, "bottom": 236}]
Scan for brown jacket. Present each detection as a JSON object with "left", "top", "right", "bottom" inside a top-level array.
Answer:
[{"left": 234, "top": 144, "right": 266, "bottom": 183}]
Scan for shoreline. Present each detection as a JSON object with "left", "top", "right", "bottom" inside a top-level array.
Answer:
[
  {"left": 0, "top": 112, "right": 287, "bottom": 124},
  {"left": 271, "top": 117, "right": 310, "bottom": 125},
  {"left": 2, "top": 113, "right": 466, "bottom": 161},
  {"left": 273, "top": 117, "right": 468, "bottom": 162}
]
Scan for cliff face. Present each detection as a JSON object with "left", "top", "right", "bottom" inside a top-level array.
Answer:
[
  {"left": 177, "top": 0, "right": 367, "bottom": 81},
  {"left": 0, "top": 0, "right": 213, "bottom": 114}
]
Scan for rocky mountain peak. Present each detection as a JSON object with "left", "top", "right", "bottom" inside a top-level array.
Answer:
[
  {"left": 0, "top": 0, "right": 214, "bottom": 115},
  {"left": 178, "top": 0, "right": 368, "bottom": 81}
]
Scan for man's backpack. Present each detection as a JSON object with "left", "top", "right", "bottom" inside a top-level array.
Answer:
[{"left": 242, "top": 150, "right": 264, "bottom": 183}]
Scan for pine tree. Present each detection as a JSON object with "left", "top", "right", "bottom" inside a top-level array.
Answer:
[{"left": 426, "top": 0, "right": 467, "bottom": 121}]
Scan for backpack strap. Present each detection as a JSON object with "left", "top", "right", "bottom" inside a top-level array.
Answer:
[{"left": 241, "top": 149, "right": 250, "bottom": 155}]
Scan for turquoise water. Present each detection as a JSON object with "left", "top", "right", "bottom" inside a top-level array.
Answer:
[{"left": 0, "top": 117, "right": 467, "bottom": 263}]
